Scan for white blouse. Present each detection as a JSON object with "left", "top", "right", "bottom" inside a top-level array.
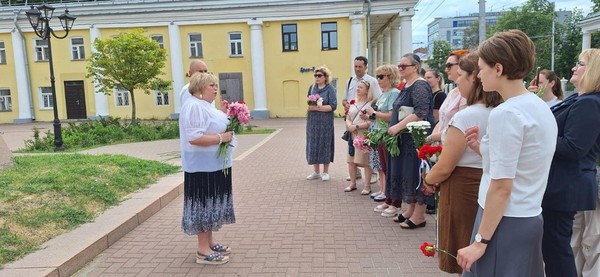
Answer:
[
  {"left": 179, "top": 97, "right": 236, "bottom": 172},
  {"left": 445, "top": 103, "right": 492, "bottom": 168}
]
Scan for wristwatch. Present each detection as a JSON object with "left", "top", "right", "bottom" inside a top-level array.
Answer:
[
  {"left": 475, "top": 233, "right": 490, "bottom": 244},
  {"left": 370, "top": 112, "right": 377, "bottom": 120}
]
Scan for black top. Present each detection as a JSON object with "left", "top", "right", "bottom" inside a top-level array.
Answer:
[{"left": 431, "top": 90, "right": 446, "bottom": 110}]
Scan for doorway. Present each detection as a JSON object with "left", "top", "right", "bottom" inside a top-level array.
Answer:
[
  {"left": 64, "top": 80, "right": 87, "bottom": 119},
  {"left": 218, "top": 73, "right": 244, "bottom": 103}
]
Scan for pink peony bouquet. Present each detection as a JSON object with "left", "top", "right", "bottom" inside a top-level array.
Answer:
[
  {"left": 217, "top": 100, "right": 251, "bottom": 175},
  {"left": 353, "top": 134, "right": 371, "bottom": 153},
  {"left": 307, "top": 94, "right": 321, "bottom": 106}
]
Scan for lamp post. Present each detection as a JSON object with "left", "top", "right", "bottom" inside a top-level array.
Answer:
[{"left": 26, "top": 3, "right": 76, "bottom": 151}]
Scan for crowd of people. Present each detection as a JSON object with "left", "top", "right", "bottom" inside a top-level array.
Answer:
[{"left": 304, "top": 30, "right": 599, "bottom": 276}]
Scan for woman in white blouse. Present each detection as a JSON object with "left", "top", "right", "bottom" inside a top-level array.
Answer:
[{"left": 179, "top": 73, "right": 235, "bottom": 265}]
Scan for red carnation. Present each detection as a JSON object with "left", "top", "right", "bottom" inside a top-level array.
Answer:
[
  {"left": 420, "top": 242, "right": 436, "bottom": 257},
  {"left": 349, "top": 99, "right": 355, "bottom": 105}
]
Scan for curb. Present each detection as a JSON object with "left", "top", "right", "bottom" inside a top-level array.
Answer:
[{"left": 1, "top": 173, "right": 183, "bottom": 277}]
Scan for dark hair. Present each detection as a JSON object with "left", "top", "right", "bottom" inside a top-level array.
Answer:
[
  {"left": 477, "top": 29, "right": 535, "bottom": 80},
  {"left": 402, "top": 53, "right": 421, "bottom": 70},
  {"left": 420, "top": 68, "right": 426, "bottom": 77},
  {"left": 540, "top": 69, "right": 563, "bottom": 100},
  {"left": 459, "top": 52, "right": 503, "bottom": 107},
  {"left": 355, "top": 56, "right": 368, "bottom": 66}
]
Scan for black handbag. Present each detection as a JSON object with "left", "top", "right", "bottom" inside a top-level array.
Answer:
[{"left": 341, "top": 130, "right": 351, "bottom": 141}]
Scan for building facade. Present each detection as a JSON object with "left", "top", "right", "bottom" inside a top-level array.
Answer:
[
  {"left": 0, "top": 0, "right": 417, "bottom": 124},
  {"left": 427, "top": 12, "right": 501, "bottom": 51}
]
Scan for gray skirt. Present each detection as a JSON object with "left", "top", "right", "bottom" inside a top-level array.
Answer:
[{"left": 463, "top": 207, "right": 544, "bottom": 277}]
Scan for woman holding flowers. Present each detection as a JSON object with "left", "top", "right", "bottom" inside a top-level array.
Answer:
[
  {"left": 457, "top": 30, "right": 557, "bottom": 276},
  {"left": 363, "top": 65, "right": 401, "bottom": 208},
  {"left": 345, "top": 80, "right": 374, "bottom": 194},
  {"left": 386, "top": 53, "right": 435, "bottom": 228},
  {"left": 424, "top": 52, "right": 502, "bottom": 275},
  {"left": 542, "top": 48, "right": 600, "bottom": 277},
  {"left": 306, "top": 66, "right": 337, "bottom": 181},
  {"left": 179, "top": 73, "right": 236, "bottom": 265}
]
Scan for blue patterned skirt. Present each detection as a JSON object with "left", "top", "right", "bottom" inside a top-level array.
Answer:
[{"left": 182, "top": 169, "right": 235, "bottom": 235}]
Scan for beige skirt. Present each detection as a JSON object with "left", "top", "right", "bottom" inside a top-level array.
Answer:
[{"left": 347, "top": 132, "right": 369, "bottom": 167}]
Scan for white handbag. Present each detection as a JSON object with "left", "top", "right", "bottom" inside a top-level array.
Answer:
[{"left": 397, "top": 106, "right": 414, "bottom": 121}]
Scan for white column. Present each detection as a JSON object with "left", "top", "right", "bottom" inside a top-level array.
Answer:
[
  {"left": 383, "top": 28, "right": 391, "bottom": 64},
  {"left": 89, "top": 25, "right": 109, "bottom": 119},
  {"left": 582, "top": 31, "right": 592, "bottom": 51},
  {"left": 169, "top": 22, "right": 185, "bottom": 117},
  {"left": 371, "top": 43, "right": 378, "bottom": 71},
  {"left": 248, "top": 19, "right": 269, "bottom": 119},
  {"left": 377, "top": 36, "right": 384, "bottom": 66},
  {"left": 350, "top": 14, "right": 365, "bottom": 71},
  {"left": 11, "top": 28, "right": 33, "bottom": 123},
  {"left": 400, "top": 16, "right": 413, "bottom": 56},
  {"left": 390, "top": 20, "right": 401, "bottom": 65}
]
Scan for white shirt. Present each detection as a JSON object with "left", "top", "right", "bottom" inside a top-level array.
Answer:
[
  {"left": 445, "top": 103, "right": 492, "bottom": 168},
  {"left": 478, "top": 93, "right": 557, "bottom": 217},
  {"left": 343, "top": 74, "right": 382, "bottom": 101},
  {"left": 179, "top": 97, "right": 236, "bottom": 172},
  {"left": 546, "top": 97, "right": 561, "bottom": 108}
]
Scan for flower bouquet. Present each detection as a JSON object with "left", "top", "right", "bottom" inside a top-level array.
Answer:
[
  {"left": 217, "top": 100, "right": 251, "bottom": 175},
  {"left": 418, "top": 144, "right": 443, "bottom": 196},
  {"left": 406, "top": 121, "right": 431, "bottom": 149},
  {"left": 307, "top": 94, "right": 321, "bottom": 106},
  {"left": 353, "top": 134, "right": 371, "bottom": 153},
  {"left": 365, "top": 119, "right": 401, "bottom": 157},
  {"left": 534, "top": 84, "right": 548, "bottom": 99}
]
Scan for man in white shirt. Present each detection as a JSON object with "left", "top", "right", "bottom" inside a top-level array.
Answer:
[
  {"left": 343, "top": 56, "right": 382, "bottom": 184},
  {"left": 179, "top": 59, "right": 209, "bottom": 106}
]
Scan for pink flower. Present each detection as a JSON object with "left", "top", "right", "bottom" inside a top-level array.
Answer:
[{"left": 353, "top": 135, "right": 371, "bottom": 153}]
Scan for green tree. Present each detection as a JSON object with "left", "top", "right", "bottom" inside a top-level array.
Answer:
[
  {"left": 425, "top": 40, "right": 452, "bottom": 80},
  {"left": 462, "top": 20, "right": 480, "bottom": 50},
  {"left": 87, "top": 29, "right": 170, "bottom": 125},
  {"left": 555, "top": 9, "right": 583, "bottom": 80},
  {"left": 593, "top": 0, "right": 600, "bottom": 12},
  {"left": 490, "top": 0, "right": 555, "bottom": 79}
]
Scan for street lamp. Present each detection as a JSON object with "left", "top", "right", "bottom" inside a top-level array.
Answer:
[{"left": 25, "top": 3, "right": 76, "bottom": 151}]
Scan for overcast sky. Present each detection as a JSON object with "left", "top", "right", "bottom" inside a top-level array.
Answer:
[{"left": 412, "top": 0, "right": 594, "bottom": 48}]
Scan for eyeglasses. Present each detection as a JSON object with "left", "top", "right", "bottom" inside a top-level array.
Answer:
[
  {"left": 397, "top": 64, "right": 416, "bottom": 70},
  {"left": 314, "top": 73, "right": 324, "bottom": 78},
  {"left": 376, "top": 74, "right": 387, "bottom": 80},
  {"left": 575, "top": 61, "right": 586, "bottom": 68},
  {"left": 359, "top": 80, "right": 371, "bottom": 88},
  {"left": 445, "top": 62, "right": 459, "bottom": 69}
]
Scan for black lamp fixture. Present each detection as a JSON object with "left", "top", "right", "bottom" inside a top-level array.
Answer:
[{"left": 25, "top": 3, "right": 76, "bottom": 151}]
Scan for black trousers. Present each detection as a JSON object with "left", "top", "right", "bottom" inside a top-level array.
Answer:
[{"left": 542, "top": 209, "right": 577, "bottom": 277}]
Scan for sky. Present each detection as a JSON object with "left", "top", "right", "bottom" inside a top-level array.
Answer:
[{"left": 411, "top": 0, "right": 594, "bottom": 48}]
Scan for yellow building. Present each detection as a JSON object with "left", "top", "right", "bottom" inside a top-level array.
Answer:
[{"left": 0, "top": 0, "right": 416, "bottom": 124}]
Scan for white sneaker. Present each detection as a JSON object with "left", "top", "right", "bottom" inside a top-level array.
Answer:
[
  {"left": 370, "top": 191, "right": 382, "bottom": 198},
  {"left": 373, "top": 194, "right": 386, "bottom": 202},
  {"left": 306, "top": 172, "right": 320, "bottom": 180},
  {"left": 321, "top": 173, "right": 330, "bottom": 181},
  {"left": 374, "top": 204, "right": 389, "bottom": 213}
]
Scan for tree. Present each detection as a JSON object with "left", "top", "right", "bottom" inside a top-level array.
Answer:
[
  {"left": 87, "top": 29, "right": 170, "bottom": 125},
  {"left": 555, "top": 9, "right": 583, "bottom": 81},
  {"left": 490, "top": 0, "right": 555, "bottom": 80},
  {"left": 462, "top": 20, "right": 480, "bottom": 50},
  {"left": 425, "top": 40, "right": 452, "bottom": 80},
  {"left": 593, "top": 0, "right": 600, "bottom": 12}
]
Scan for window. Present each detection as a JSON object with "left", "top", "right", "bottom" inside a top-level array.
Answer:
[
  {"left": 39, "top": 87, "right": 53, "bottom": 109},
  {"left": 321, "top": 22, "right": 338, "bottom": 50},
  {"left": 155, "top": 91, "right": 169, "bottom": 106},
  {"left": 151, "top": 35, "right": 164, "bottom": 49},
  {"left": 0, "top": 41, "right": 6, "bottom": 64},
  {"left": 228, "top": 32, "right": 243, "bottom": 56},
  {"left": 0, "top": 89, "right": 11, "bottom": 111},
  {"left": 189, "top": 34, "right": 203, "bottom": 58},
  {"left": 282, "top": 24, "right": 298, "bottom": 51},
  {"left": 115, "top": 90, "right": 130, "bottom": 106},
  {"left": 70, "top": 37, "right": 85, "bottom": 60},
  {"left": 35, "top": 39, "right": 49, "bottom": 61}
]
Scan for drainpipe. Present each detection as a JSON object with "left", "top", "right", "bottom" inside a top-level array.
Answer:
[
  {"left": 365, "top": 0, "right": 372, "bottom": 75},
  {"left": 13, "top": 8, "right": 35, "bottom": 120}
]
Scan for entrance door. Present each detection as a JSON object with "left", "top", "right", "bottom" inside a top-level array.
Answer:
[
  {"left": 218, "top": 73, "right": 243, "bottom": 103},
  {"left": 64, "top": 80, "right": 87, "bottom": 119}
]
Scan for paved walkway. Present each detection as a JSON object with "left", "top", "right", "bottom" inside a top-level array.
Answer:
[{"left": 1, "top": 119, "right": 450, "bottom": 276}]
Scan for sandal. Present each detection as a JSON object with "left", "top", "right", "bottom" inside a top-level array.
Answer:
[
  {"left": 360, "top": 189, "right": 371, "bottom": 195},
  {"left": 196, "top": 252, "right": 229, "bottom": 265},
  {"left": 393, "top": 213, "right": 408, "bottom": 223},
  {"left": 211, "top": 244, "right": 231, "bottom": 255},
  {"left": 399, "top": 219, "right": 426, "bottom": 229},
  {"left": 344, "top": 185, "right": 357, "bottom": 192}
]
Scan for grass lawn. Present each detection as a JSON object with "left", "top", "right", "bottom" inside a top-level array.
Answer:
[{"left": 0, "top": 154, "right": 180, "bottom": 268}]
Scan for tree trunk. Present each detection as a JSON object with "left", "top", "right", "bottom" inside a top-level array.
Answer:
[
  {"left": 130, "top": 90, "right": 137, "bottom": 126},
  {"left": 0, "top": 134, "right": 14, "bottom": 169}
]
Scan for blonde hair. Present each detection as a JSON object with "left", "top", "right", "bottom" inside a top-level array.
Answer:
[
  {"left": 357, "top": 80, "right": 375, "bottom": 103},
  {"left": 375, "top": 64, "right": 401, "bottom": 87},
  {"left": 315, "top": 66, "right": 332, "bottom": 84},
  {"left": 579, "top": 48, "right": 600, "bottom": 94},
  {"left": 188, "top": 73, "right": 218, "bottom": 96}
]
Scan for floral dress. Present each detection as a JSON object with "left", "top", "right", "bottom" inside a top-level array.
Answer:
[
  {"left": 385, "top": 80, "right": 434, "bottom": 204},
  {"left": 306, "top": 84, "right": 337, "bottom": 164}
]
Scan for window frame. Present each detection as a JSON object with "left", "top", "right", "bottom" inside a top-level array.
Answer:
[
  {"left": 114, "top": 89, "right": 130, "bottom": 107},
  {"left": 188, "top": 33, "right": 203, "bottom": 58},
  {"left": 151, "top": 35, "right": 164, "bottom": 49},
  {"left": 228, "top": 32, "right": 243, "bottom": 57},
  {"left": 0, "top": 41, "right": 6, "bottom": 64},
  {"left": 39, "top": 87, "right": 53, "bottom": 109},
  {"left": 34, "top": 39, "right": 49, "bottom": 61},
  {"left": 70, "top": 37, "right": 85, "bottom": 60},
  {"left": 321, "top": 22, "right": 338, "bottom": 51},
  {"left": 281, "top": 24, "right": 298, "bottom": 52},
  {"left": 154, "top": 90, "right": 169, "bottom": 106},
  {"left": 0, "top": 88, "right": 11, "bottom": 111}
]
